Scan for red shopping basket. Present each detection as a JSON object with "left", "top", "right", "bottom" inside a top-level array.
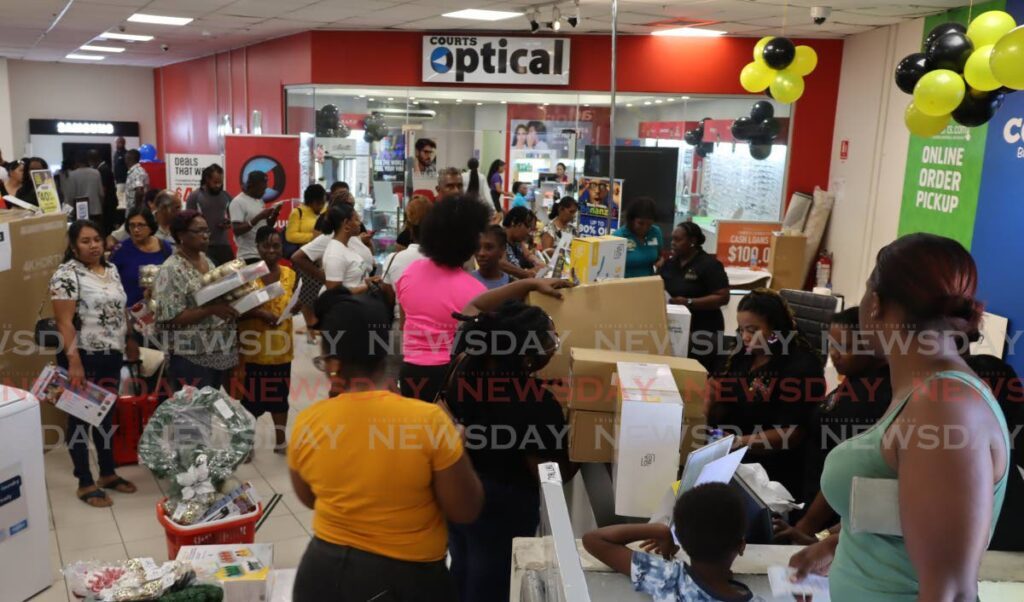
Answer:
[
  {"left": 111, "top": 393, "right": 159, "bottom": 466},
  {"left": 156, "top": 500, "right": 263, "bottom": 559}
]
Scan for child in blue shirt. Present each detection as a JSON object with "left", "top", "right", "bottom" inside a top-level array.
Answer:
[
  {"left": 511, "top": 181, "right": 531, "bottom": 209},
  {"left": 583, "top": 483, "right": 756, "bottom": 602}
]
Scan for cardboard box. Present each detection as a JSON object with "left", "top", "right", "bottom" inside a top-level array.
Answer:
[
  {"left": 528, "top": 276, "right": 669, "bottom": 383},
  {"left": 613, "top": 362, "right": 684, "bottom": 517},
  {"left": 176, "top": 543, "right": 273, "bottom": 602},
  {"left": 666, "top": 304, "right": 692, "bottom": 358},
  {"left": 0, "top": 212, "right": 69, "bottom": 448},
  {"left": 570, "top": 235, "right": 627, "bottom": 283},
  {"left": 194, "top": 261, "right": 270, "bottom": 306},
  {"left": 231, "top": 281, "right": 285, "bottom": 314},
  {"left": 568, "top": 347, "right": 706, "bottom": 413},
  {"left": 768, "top": 232, "right": 807, "bottom": 291},
  {"left": 568, "top": 410, "right": 616, "bottom": 463}
]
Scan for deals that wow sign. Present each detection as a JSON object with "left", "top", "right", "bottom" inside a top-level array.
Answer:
[
  {"left": 423, "top": 36, "right": 570, "bottom": 85},
  {"left": 715, "top": 220, "right": 782, "bottom": 268},
  {"left": 166, "top": 154, "right": 222, "bottom": 205}
]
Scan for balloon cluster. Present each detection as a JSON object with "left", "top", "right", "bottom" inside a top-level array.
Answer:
[
  {"left": 740, "top": 37, "right": 818, "bottom": 104},
  {"left": 731, "top": 101, "right": 780, "bottom": 160},
  {"left": 896, "top": 11, "right": 1023, "bottom": 137},
  {"left": 683, "top": 118, "right": 714, "bottom": 158},
  {"left": 363, "top": 112, "right": 388, "bottom": 143}
]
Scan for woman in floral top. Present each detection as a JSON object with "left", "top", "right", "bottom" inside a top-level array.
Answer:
[
  {"left": 49, "top": 220, "right": 137, "bottom": 508},
  {"left": 153, "top": 210, "right": 239, "bottom": 393}
]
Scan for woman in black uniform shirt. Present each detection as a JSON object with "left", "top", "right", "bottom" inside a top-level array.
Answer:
[
  {"left": 706, "top": 289, "right": 826, "bottom": 503},
  {"left": 660, "top": 222, "right": 730, "bottom": 370}
]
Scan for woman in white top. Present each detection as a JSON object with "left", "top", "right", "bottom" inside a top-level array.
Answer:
[
  {"left": 322, "top": 203, "right": 372, "bottom": 293},
  {"left": 49, "top": 220, "right": 137, "bottom": 508}
]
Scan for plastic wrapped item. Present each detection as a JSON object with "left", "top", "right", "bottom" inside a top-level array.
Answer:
[
  {"left": 735, "top": 463, "right": 804, "bottom": 515},
  {"left": 64, "top": 558, "right": 194, "bottom": 601},
  {"left": 139, "top": 387, "right": 255, "bottom": 503},
  {"left": 138, "top": 264, "right": 160, "bottom": 290},
  {"left": 194, "top": 260, "right": 269, "bottom": 305}
]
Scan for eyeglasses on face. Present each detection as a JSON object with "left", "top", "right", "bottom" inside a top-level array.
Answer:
[{"left": 186, "top": 228, "right": 211, "bottom": 236}]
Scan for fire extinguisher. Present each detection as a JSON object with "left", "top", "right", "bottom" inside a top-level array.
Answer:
[{"left": 815, "top": 251, "right": 833, "bottom": 289}]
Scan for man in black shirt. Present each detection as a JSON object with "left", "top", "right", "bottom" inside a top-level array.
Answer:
[{"left": 113, "top": 137, "right": 127, "bottom": 183}]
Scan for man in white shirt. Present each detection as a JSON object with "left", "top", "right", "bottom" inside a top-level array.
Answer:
[{"left": 229, "top": 171, "right": 279, "bottom": 264}]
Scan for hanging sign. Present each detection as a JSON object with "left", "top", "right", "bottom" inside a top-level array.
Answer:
[{"left": 423, "top": 36, "right": 570, "bottom": 85}]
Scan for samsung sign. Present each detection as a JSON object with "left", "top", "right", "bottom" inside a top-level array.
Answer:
[{"left": 423, "top": 36, "right": 570, "bottom": 85}]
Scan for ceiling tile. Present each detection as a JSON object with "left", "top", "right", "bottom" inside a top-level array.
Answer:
[{"left": 281, "top": 0, "right": 373, "bottom": 22}]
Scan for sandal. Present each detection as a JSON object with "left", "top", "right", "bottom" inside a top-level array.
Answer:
[
  {"left": 77, "top": 487, "right": 113, "bottom": 508},
  {"left": 98, "top": 476, "right": 137, "bottom": 494}
]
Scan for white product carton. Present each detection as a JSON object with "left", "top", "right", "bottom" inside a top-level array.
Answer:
[{"left": 665, "top": 304, "right": 692, "bottom": 358}]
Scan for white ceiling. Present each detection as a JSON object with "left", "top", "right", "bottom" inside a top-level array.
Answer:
[{"left": 0, "top": 0, "right": 968, "bottom": 68}]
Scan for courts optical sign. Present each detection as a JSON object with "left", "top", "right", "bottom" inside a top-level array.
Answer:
[{"left": 423, "top": 36, "right": 570, "bottom": 85}]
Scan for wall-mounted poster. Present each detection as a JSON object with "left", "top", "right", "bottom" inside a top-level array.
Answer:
[{"left": 577, "top": 176, "right": 624, "bottom": 237}]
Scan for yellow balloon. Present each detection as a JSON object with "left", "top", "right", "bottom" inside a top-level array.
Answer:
[
  {"left": 991, "top": 25, "right": 1024, "bottom": 90},
  {"left": 770, "top": 70, "right": 805, "bottom": 104},
  {"left": 964, "top": 45, "right": 1001, "bottom": 91},
  {"left": 740, "top": 61, "right": 774, "bottom": 93},
  {"left": 913, "top": 69, "right": 966, "bottom": 116},
  {"left": 967, "top": 10, "right": 1017, "bottom": 47},
  {"left": 753, "top": 36, "right": 774, "bottom": 61},
  {"left": 790, "top": 46, "right": 818, "bottom": 76},
  {"left": 905, "top": 102, "right": 950, "bottom": 138}
]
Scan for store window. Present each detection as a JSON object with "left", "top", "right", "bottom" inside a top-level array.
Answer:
[{"left": 284, "top": 86, "right": 790, "bottom": 252}]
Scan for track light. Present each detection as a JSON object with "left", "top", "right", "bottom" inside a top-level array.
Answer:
[
  {"left": 528, "top": 9, "right": 539, "bottom": 33},
  {"left": 567, "top": 0, "right": 579, "bottom": 27},
  {"left": 548, "top": 7, "right": 561, "bottom": 30}
]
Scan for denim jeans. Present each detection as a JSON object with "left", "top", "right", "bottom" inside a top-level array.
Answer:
[{"left": 57, "top": 350, "right": 123, "bottom": 488}]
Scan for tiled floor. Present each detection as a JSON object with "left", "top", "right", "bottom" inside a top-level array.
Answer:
[{"left": 30, "top": 329, "right": 330, "bottom": 601}]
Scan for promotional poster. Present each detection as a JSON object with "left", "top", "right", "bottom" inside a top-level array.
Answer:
[
  {"left": 577, "top": 176, "right": 623, "bottom": 237},
  {"left": 29, "top": 170, "right": 61, "bottom": 214},
  {"left": 224, "top": 135, "right": 301, "bottom": 229},
  {"left": 166, "top": 154, "right": 223, "bottom": 205}
]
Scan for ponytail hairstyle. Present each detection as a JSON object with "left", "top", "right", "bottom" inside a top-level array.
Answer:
[
  {"left": 448, "top": 300, "right": 557, "bottom": 401},
  {"left": 321, "top": 203, "right": 355, "bottom": 235},
  {"left": 548, "top": 195, "right": 578, "bottom": 221},
  {"left": 725, "top": 288, "right": 815, "bottom": 373},
  {"left": 676, "top": 221, "right": 706, "bottom": 252},
  {"left": 868, "top": 233, "right": 983, "bottom": 341},
  {"left": 467, "top": 158, "right": 481, "bottom": 195}
]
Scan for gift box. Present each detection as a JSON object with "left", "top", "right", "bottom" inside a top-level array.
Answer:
[
  {"left": 666, "top": 304, "right": 692, "bottom": 358},
  {"left": 176, "top": 543, "right": 273, "bottom": 602},
  {"left": 194, "top": 261, "right": 270, "bottom": 306},
  {"left": 570, "top": 236, "right": 627, "bottom": 283},
  {"left": 230, "top": 281, "right": 285, "bottom": 315}
]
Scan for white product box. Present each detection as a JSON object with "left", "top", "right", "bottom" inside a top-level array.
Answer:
[
  {"left": 230, "top": 281, "right": 285, "bottom": 315},
  {"left": 176, "top": 543, "right": 274, "bottom": 602},
  {"left": 666, "top": 304, "right": 692, "bottom": 358},
  {"left": 194, "top": 261, "right": 270, "bottom": 306},
  {"left": 613, "top": 362, "right": 684, "bottom": 518}
]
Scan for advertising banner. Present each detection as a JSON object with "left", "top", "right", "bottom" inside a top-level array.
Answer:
[
  {"left": 166, "top": 154, "right": 222, "bottom": 205},
  {"left": 715, "top": 220, "right": 782, "bottom": 268},
  {"left": 896, "top": 3, "right": 1003, "bottom": 247},
  {"left": 638, "top": 121, "right": 688, "bottom": 140},
  {"left": 224, "top": 135, "right": 301, "bottom": 230},
  {"left": 577, "top": 176, "right": 623, "bottom": 237},
  {"left": 29, "top": 170, "right": 61, "bottom": 214},
  {"left": 423, "top": 36, "right": 570, "bottom": 85}
]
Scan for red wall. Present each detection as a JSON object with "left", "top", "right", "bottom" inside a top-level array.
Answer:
[{"left": 155, "top": 30, "right": 842, "bottom": 201}]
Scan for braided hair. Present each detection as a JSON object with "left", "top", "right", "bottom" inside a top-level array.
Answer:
[{"left": 724, "top": 288, "right": 817, "bottom": 373}]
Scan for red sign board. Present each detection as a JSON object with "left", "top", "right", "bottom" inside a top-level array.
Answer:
[
  {"left": 224, "top": 135, "right": 301, "bottom": 231},
  {"left": 716, "top": 220, "right": 782, "bottom": 268},
  {"left": 839, "top": 139, "right": 849, "bottom": 161},
  {"left": 638, "top": 121, "right": 689, "bottom": 140}
]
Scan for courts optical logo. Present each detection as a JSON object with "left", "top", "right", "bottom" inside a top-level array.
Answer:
[
  {"left": 240, "top": 156, "right": 287, "bottom": 202},
  {"left": 423, "top": 36, "right": 570, "bottom": 85},
  {"left": 1003, "top": 117, "right": 1024, "bottom": 159}
]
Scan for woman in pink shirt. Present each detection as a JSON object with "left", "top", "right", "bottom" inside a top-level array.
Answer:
[{"left": 396, "top": 195, "right": 491, "bottom": 401}]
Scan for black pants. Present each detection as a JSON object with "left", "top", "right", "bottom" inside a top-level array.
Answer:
[
  {"left": 449, "top": 477, "right": 541, "bottom": 602},
  {"left": 293, "top": 538, "right": 456, "bottom": 602},
  {"left": 398, "top": 362, "right": 449, "bottom": 402},
  {"left": 57, "top": 350, "right": 123, "bottom": 488},
  {"left": 166, "top": 355, "right": 232, "bottom": 394}
]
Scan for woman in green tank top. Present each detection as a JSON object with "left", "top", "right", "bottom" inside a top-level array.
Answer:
[{"left": 788, "top": 233, "right": 1010, "bottom": 602}]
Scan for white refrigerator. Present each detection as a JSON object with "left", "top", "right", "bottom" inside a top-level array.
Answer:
[{"left": 0, "top": 386, "right": 53, "bottom": 601}]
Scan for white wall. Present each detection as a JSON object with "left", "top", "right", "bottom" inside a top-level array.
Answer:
[
  {"left": 6, "top": 59, "right": 156, "bottom": 158},
  {"left": 824, "top": 18, "right": 923, "bottom": 300},
  {"left": 0, "top": 59, "right": 14, "bottom": 162}
]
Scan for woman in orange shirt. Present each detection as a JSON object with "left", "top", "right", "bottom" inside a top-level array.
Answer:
[{"left": 288, "top": 289, "right": 484, "bottom": 601}]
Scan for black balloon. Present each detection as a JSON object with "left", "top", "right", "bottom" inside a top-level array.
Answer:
[
  {"left": 750, "top": 143, "right": 773, "bottom": 160},
  {"left": 894, "top": 52, "right": 931, "bottom": 95},
  {"left": 762, "top": 37, "right": 796, "bottom": 70},
  {"left": 750, "top": 101, "right": 774, "bottom": 122},
  {"left": 927, "top": 32, "right": 973, "bottom": 72},
  {"left": 684, "top": 128, "right": 703, "bottom": 146},
  {"left": 757, "top": 118, "right": 780, "bottom": 140},
  {"left": 696, "top": 142, "right": 714, "bottom": 158},
  {"left": 952, "top": 90, "right": 1006, "bottom": 127},
  {"left": 923, "top": 22, "right": 967, "bottom": 52},
  {"left": 731, "top": 116, "right": 756, "bottom": 141}
]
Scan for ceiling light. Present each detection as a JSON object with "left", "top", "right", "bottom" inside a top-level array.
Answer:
[
  {"left": 528, "top": 9, "right": 539, "bottom": 33},
  {"left": 80, "top": 45, "right": 125, "bottom": 53},
  {"left": 548, "top": 7, "right": 561, "bottom": 31},
  {"left": 500, "top": 100, "right": 507, "bottom": 104},
  {"left": 626, "top": 103, "right": 633, "bottom": 107},
  {"left": 680, "top": 96, "right": 691, "bottom": 100},
  {"left": 434, "top": 100, "right": 441, "bottom": 104},
  {"left": 456, "top": 99, "right": 463, "bottom": 103},
  {"left": 388, "top": 97, "right": 394, "bottom": 101},
  {"left": 127, "top": 13, "right": 193, "bottom": 26},
  {"left": 66, "top": 53, "right": 105, "bottom": 61},
  {"left": 369, "top": 97, "right": 375, "bottom": 101},
  {"left": 443, "top": 9, "right": 522, "bottom": 21},
  {"left": 667, "top": 98, "right": 675, "bottom": 102},
  {"left": 567, "top": 0, "right": 580, "bottom": 27},
  {"left": 98, "top": 32, "right": 154, "bottom": 42},
  {"left": 654, "top": 100, "right": 663, "bottom": 104},
  {"left": 477, "top": 102, "right": 483, "bottom": 106},
  {"left": 652, "top": 27, "right": 726, "bottom": 37},
  {"left": 643, "top": 101, "right": 652, "bottom": 105},
  {"left": 409, "top": 97, "right": 416, "bottom": 100}
]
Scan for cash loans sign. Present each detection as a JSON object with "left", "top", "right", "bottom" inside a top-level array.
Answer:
[{"left": 423, "top": 36, "right": 570, "bottom": 85}]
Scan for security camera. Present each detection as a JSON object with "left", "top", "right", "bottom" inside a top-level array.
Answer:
[
  {"left": 161, "top": 44, "right": 169, "bottom": 52},
  {"left": 118, "top": 25, "right": 126, "bottom": 33},
  {"left": 811, "top": 6, "right": 832, "bottom": 25}
]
